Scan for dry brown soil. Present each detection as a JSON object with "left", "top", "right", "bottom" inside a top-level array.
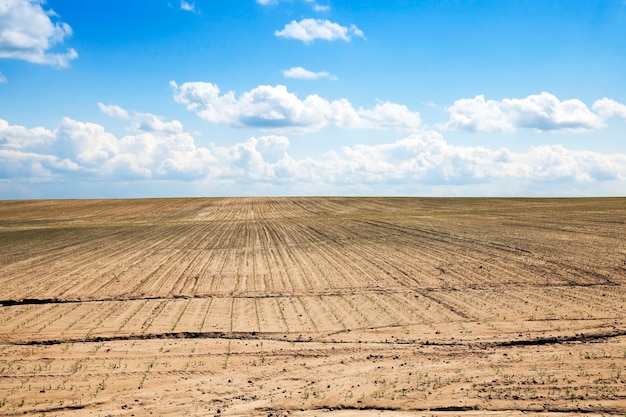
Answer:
[{"left": 0, "top": 197, "right": 624, "bottom": 416}]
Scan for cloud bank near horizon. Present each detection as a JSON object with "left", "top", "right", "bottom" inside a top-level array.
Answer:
[
  {"left": 3, "top": 81, "right": 626, "bottom": 197},
  {"left": 2, "top": 107, "right": 625, "bottom": 198}
]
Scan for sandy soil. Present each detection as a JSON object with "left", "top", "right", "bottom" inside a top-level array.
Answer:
[{"left": 0, "top": 197, "right": 624, "bottom": 416}]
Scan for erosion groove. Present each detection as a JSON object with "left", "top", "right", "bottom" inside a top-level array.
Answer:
[
  {"left": 14, "top": 326, "right": 623, "bottom": 347},
  {"left": 0, "top": 197, "right": 625, "bottom": 416},
  {"left": 9, "top": 284, "right": 579, "bottom": 307},
  {"left": 10, "top": 331, "right": 269, "bottom": 346},
  {"left": 484, "top": 328, "right": 626, "bottom": 348},
  {"left": 430, "top": 405, "right": 481, "bottom": 411}
]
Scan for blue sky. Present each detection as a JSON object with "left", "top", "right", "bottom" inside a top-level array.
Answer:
[{"left": 1, "top": 0, "right": 626, "bottom": 198}]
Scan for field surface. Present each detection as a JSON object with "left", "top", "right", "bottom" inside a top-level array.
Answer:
[{"left": 0, "top": 197, "right": 624, "bottom": 416}]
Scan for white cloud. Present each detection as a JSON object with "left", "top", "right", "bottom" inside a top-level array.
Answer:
[
  {"left": 310, "top": 133, "right": 625, "bottom": 186},
  {"left": 0, "top": 119, "right": 56, "bottom": 150},
  {"left": 358, "top": 102, "right": 422, "bottom": 130},
  {"left": 592, "top": 98, "right": 626, "bottom": 121},
  {"left": 180, "top": 1, "right": 199, "bottom": 13},
  {"left": 257, "top": 0, "right": 330, "bottom": 10},
  {"left": 98, "top": 102, "right": 130, "bottom": 120},
  {"left": 282, "top": 66, "right": 337, "bottom": 80},
  {"left": 99, "top": 102, "right": 185, "bottom": 133},
  {"left": 130, "top": 112, "right": 184, "bottom": 134},
  {"left": 349, "top": 24, "right": 365, "bottom": 39},
  {"left": 275, "top": 19, "right": 364, "bottom": 43},
  {"left": 0, "top": 111, "right": 216, "bottom": 181},
  {"left": 2, "top": 116, "right": 626, "bottom": 196},
  {"left": 55, "top": 118, "right": 119, "bottom": 166},
  {"left": 171, "top": 81, "right": 421, "bottom": 132},
  {"left": 170, "top": 81, "right": 335, "bottom": 131},
  {"left": 444, "top": 92, "right": 605, "bottom": 133},
  {"left": 444, "top": 95, "right": 512, "bottom": 132},
  {"left": 213, "top": 135, "right": 295, "bottom": 181},
  {"left": 0, "top": 0, "right": 77, "bottom": 67},
  {"left": 313, "top": 4, "right": 330, "bottom": 12},
  {"left": 208, "top": 131, "right": 626, "bottom": 190},
  {"left": 0, "top": 72, "right": 6, "bottom": 83}
]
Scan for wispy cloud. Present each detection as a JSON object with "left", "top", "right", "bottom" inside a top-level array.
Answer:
[
  {"left": 98, "top": 103, "right": 130, "bottom": 120},
  {"left": 180, "top": 0, "right": 199, "bottom": 14},
  {"left": 0, "top": 73, "right": 6, "bottom": 83},
  {"left": 443, "top": 92, "right": 614, "bottom": 133},
  {"left": 0, "top": 0, "right": 77, "bottom": 68},
  {"left": 170, "top": 81, "right": 420, "bottom": 132},
  {"left": 312, "top": 4, "right": 330, "bottom": 11},
  {"left": 303, "top": 0, "right": 330, "bottom": 11},
  {"left": 99, "top": 102, "right": 187, "bottom": 134},
  {"left": 282, "top": 66, "right": 337, "bottom": 80},
  {"left": 257, "top": 0, "right": 330, "bottom": 11},
  {"left": 275, "top": 19, "right": 364, "bottom": 43}
]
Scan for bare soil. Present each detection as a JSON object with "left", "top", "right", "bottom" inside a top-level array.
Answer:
[{"left": 0, "top": 197, "right": 624, "bottom": 416}]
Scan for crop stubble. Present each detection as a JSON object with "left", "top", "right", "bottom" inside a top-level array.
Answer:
[{"left": 0, "top": 197, "right": 624, "bottom": 416}]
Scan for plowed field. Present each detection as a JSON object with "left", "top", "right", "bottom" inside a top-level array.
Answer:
[{"left": 0, "top": 197, "right": 624, "bottom": 416}]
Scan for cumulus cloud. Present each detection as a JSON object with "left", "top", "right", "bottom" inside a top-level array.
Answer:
[
  {"left": 444, "top": 92, "right": 606, "bottom": 133},
  {"left": 275, "top": 19, "right": 364, "bottom": 43},
  {"left": 282, "top": 66, "right": 337, "bottom": 80},
  {"left": 208, "top": 132, "right": 626, "bottom": 189},
  {"left": 0, "top": 119, "right": 56, "bottom": 150},
  {"left": 213, "top": 135, "right": 295, "bottom": 181},
  {"left": 0, "top": 111, "right": 215, "bottom": 181},
  {"left": 592, "top": 98, "right": 626, "bottom": 121},
  {"left": 170, "top": 81, "right": 420, "bottom": 132},
  {"left": 0, "top": 0, "right": 77, "bottom": 67},
  {"left": 358, "top": 102, "right": 422, "bottom": 130},
  {"left": 2, "top": 115, "right": 626, "bottom": 196},
  {"left": 99, "top": 102, "right": 186, "bottom": 134},
  {"left": 305, "top": 133, "right": 623, "bottom": 186},
  {"left": 131, "top": 112, "right": 186, "bottom": 135}
]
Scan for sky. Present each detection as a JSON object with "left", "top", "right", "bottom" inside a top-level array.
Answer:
[{"left": 1, "top": 0, "right": 626, "bottom": 199}]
